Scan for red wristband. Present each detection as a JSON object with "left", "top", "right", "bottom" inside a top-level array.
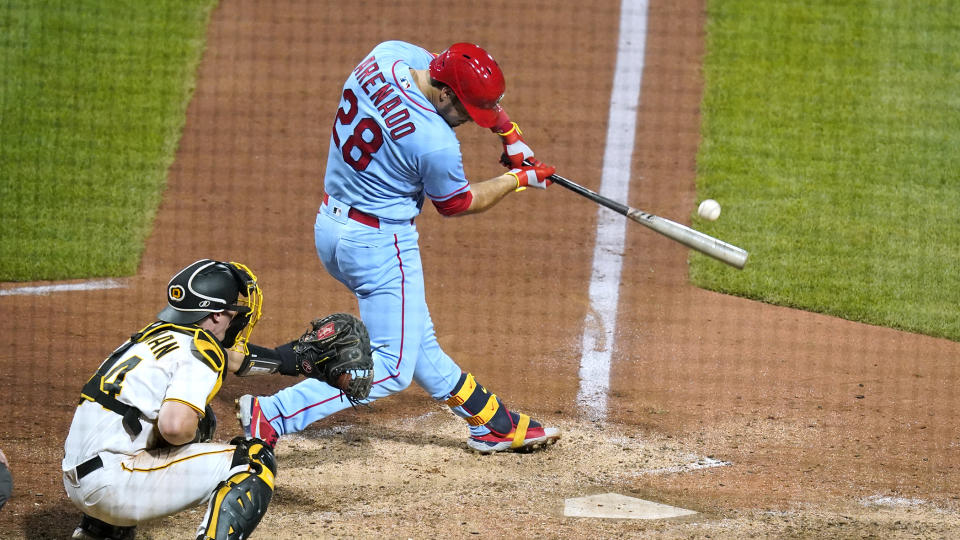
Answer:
[{"left": 491, "top": 106, "right": 512, "bottom": 134}]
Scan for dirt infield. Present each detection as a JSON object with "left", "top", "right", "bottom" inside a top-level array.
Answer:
[{"left": 2, "top": 0, "right": 960, "bottom": 538}]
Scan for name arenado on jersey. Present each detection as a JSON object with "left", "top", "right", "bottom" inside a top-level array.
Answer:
[{"left": 353, "top": 55, "right": 416, "bottom": 140}]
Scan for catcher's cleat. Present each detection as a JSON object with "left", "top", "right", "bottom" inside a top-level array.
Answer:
[
  {"left": 467, "top": 413, "right": 561, "bottom": 454},
  {"left": 71, "top": 514, "right": 136, "bottom": 540},
  {"left": 236, "top": 395, "right": 279, "bottom": 448}
]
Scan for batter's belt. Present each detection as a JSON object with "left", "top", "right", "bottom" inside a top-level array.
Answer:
[{"left": 321, "top": 192, "right": 414, "bottom": 229}]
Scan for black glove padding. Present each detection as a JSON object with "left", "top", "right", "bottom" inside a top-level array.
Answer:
[
  {"left": 192, "top": 404, "right": 217, "bottom": 443},
  {"left": 293, "top": 313, "right": 374, "bottom": 406}
]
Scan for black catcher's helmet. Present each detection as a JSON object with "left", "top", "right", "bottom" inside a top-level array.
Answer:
[{"left": 157, "top": 259, "right": 263, "bottom": 350}]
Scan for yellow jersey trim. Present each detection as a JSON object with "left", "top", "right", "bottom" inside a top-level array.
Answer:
[{"left": 161, "top": 398, "right": 204, "bottom": 416}]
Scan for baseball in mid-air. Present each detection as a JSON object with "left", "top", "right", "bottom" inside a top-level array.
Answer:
[{"left": 698, "top": 199, "right": 721, "bottom": 221}]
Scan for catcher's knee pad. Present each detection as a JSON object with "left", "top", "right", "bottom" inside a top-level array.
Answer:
[
  {"left": 445, "top": 372, "right": 513, "bottom": 436},
  {"left": 197, "top": 437, "right": 276, "bottom": 540}
]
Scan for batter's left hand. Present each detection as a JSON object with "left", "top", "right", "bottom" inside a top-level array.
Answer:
[
  {"left": 507, "top": 158, "right": 556, "bottom": 190},
  {"left": 496, "top": 121, "right": 534, "bottom": 169}
]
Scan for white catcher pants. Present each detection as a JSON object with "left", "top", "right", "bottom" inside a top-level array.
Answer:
[{"left": 62, "top": 443, "right": 235, "bottom": 527}]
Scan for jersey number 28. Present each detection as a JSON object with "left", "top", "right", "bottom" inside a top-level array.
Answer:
[{"left": 331, "top": 89, "right": 383, "bottom": 171}]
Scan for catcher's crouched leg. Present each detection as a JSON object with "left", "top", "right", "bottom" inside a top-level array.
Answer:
[
  {"left": 196, "top": 437, "right": 276, "bottom": 540},
  {"left": 446, "top": 372, "right": 560, "bottom": 454}
]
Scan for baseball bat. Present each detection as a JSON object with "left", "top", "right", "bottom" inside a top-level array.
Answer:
[{"left": 546, "top": 171, "right": 749, "bottom": 269}]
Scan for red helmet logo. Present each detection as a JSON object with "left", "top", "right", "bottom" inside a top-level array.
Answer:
[{"left": 429, "top": 43, "right": 505, "bottom": 128}]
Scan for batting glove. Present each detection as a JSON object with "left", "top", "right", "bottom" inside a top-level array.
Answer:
[
  {"left": 496, "top": 121, "right": 535, "bottom": 169},
  {"left": 506, "top": 158, "right": 555, "bottom": 191}
]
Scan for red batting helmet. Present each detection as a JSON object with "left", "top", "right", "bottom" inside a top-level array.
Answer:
[{"left": 429, "top": 43, "right": 505, "bottom": 128}]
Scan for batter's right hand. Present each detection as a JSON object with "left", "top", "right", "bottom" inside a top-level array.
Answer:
[
  {"left": 496, "top": 121, "right": 535, "bottom": 169},
  {"left": 507, "top": 158, "right": 556, "bottom": 190}
]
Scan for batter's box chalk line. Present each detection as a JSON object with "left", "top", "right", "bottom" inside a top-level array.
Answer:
[
  {"left": 632, "top": 456, "right": 732, "bottom": 476},
  {"left": 860, "top": 495, "right": 926, "bottom": 508}
]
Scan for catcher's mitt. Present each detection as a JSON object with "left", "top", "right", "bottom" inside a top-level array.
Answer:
[{"left": 293, "top": 313, "right": 373, "bottom": 406}]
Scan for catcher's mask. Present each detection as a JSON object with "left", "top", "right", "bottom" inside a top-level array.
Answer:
[{"left": 157, "top": 259, "right": 263, "bottom": 353}]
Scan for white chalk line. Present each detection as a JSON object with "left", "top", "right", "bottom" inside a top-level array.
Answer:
[
  {"left": 576, "top": 0, "right": 650, "bottom": 422},
  {"left": 0, "top": 279, "right": 126, "bottom": 296},
  {"left": 860, "top": 495, "right": 926, "bottom": 508},
  {"left": 634, "top": 457, "right": 732, "bottom": 476}
]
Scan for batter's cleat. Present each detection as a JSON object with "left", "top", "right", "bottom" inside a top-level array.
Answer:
[
  {"left": 236, "top": 394, "right": 279, "bottom": 448},
  {"left": 71, "top": 514, "right": 136, "bottom": 540},
  {"left": 467, "top": 413, "right": 560, "bottom": 454}
]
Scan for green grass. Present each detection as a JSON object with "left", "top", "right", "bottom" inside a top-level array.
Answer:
[
  {"left": 2, "top": 1, "right": 956, "bottom": 344},
  {"left": 692, "top": 0, "right": 960, "bottom": 340},
  {"left": 0, "top": 0, "right": 216, "bottom": 280}
]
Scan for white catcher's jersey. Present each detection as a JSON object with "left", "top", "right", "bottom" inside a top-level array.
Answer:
[{"left": 62, "top": 323, "right": 226, "bottom": 469}]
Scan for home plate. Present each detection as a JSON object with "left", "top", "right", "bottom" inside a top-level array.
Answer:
[{"left": 564, "top": 493, "right": 697, "bottom": 519}]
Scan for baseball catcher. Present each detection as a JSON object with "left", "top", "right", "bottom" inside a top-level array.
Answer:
[
  {"left": 234, "top": 313, "right": 374, "bottom": 405},
  {"left": 63, "top": 259, "right": 278, "bottom": 540}
]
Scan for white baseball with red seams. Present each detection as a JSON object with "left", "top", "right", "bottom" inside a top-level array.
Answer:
[{"left": 698, "top": 199, "right": 721, "bottom": 221}]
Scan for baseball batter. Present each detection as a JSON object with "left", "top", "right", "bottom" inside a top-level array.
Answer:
[
  {"left": 62, "top": 259, "right": 277, "bottom": 540},
  {"left": 239, "top": 41, "right": 561, "bottom": 453}
]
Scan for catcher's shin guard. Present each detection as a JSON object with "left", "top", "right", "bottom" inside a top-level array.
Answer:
[
  {"left": 446, "top": 372, "right": 560, "bottom": 453},
  {"left": 196, "top": 437, "right": 276, "bottom": 540}
]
